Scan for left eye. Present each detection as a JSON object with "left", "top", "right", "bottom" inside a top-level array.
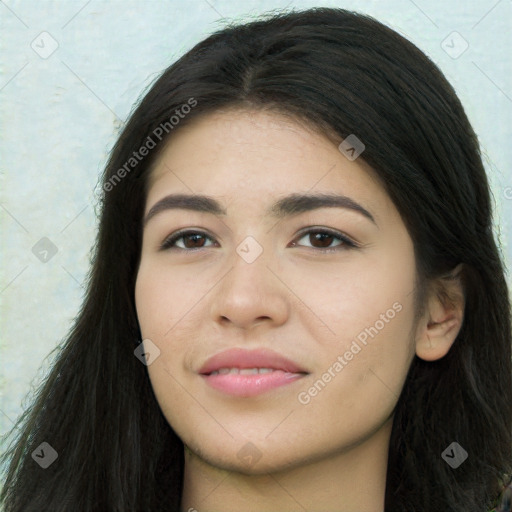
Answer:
[
  {"left": 291, "top": 229, "right": 356, "bottom": 252},
  {"left": 160, "top": 228, "right": 356, "bottom": 252}
]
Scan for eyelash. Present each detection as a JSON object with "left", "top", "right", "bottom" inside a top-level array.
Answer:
[{"left": 159, "top": 227, "right": 358, "bottom": 253}]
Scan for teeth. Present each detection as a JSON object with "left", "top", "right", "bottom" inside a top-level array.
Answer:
[
  {"left": 209, "top": 367, "right": 277, "bottom": 376},
  {"left": 239, "top": 368, "right": 259, "bottom": 375}
]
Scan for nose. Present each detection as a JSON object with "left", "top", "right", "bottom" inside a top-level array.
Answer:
[{"left": 209, "top": 249, "right": 289, "bottom": 331}]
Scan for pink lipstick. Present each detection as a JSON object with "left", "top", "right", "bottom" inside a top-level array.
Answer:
[{"left": 199, "top": 348, "right": 308, "bottom": 397}]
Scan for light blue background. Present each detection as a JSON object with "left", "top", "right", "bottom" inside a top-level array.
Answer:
[{"left": 1, "top": 0, "right": 511, "bottom": 447}]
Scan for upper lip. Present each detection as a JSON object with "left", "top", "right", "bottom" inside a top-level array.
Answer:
[{"left": 199, "top": 348, "right": 308, "bottom": 375}]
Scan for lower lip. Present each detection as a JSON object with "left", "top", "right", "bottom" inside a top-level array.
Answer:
[{"left": 201, "top": 370, "right": 306, "bottom": 397}]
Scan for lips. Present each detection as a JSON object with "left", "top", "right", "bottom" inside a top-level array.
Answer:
[
  {"left": 199, "top": 348, "right": 307, "bottom": 375},
  {"left": 199, "top": 348, "right": 308, "bottom": 397}
]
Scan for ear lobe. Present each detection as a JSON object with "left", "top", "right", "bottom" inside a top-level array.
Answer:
[{"left": 415, "top": 265, "right": 465, "bottom": 362}]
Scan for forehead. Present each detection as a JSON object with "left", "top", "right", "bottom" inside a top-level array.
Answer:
[
  {"left": 145, "top": 108, "right": 390, "bottom": 220},
  {"left": 148, "top": 108, "right": 330, "bottom": 180}
]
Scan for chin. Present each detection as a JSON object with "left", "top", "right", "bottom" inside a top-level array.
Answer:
[{"left": 184, "top": 436, "right": 331, "bottom": 476}]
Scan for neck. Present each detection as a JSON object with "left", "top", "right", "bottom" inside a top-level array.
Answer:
[{"left": 180, "top": 417, "right": 391, "bottom": 512}]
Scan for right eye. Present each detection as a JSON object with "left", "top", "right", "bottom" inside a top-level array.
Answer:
[{"left": 160, "top": 230, "right": 217, "bottom": 251}]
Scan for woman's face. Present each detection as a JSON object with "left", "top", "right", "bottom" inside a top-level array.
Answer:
[{"left": 135, "top": 108, "right": 419, "bottom": 474}]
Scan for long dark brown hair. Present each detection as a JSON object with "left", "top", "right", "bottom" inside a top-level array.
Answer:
[{"left": 1, "top": 7, "right": 511, "bottom": 512}]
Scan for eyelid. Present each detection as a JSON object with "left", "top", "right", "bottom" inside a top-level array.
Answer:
[
  {"left": 159, "top": 228, "right": 217, "bottom": 251},
  {"left": 159, "top": 226, "right": 359, "bottom": 252},
  {"left": 291, "top": 226, "right": 359, "bottom": 251}
]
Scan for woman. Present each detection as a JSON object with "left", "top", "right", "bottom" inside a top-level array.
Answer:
[{"left": 1, "top": 7, "right": 511, "bottom": 512}]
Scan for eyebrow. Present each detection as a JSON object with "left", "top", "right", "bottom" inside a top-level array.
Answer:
[{"left": 143, "top": 192, "right": 376, "bottom": 226}]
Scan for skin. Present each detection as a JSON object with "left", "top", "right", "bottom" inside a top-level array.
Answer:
[{"left": 135, "top": 109, "right": 464, "bottom": 512}]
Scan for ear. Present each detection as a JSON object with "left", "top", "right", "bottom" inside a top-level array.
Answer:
[{"left": 415, "top": 264, "right": 465, "bottom": 361}]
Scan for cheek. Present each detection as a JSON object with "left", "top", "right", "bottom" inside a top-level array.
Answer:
[
  {"left": 134, "top": 260, "right": 214, "bottom": 396},
  {"left": 135, "top": 260, "right": 208, "bottom": 339},
  {"left": 134, "top": 264, "right": 204, "bottom": 433},
  {"left": 135, "top": 272, "right": 165, "bottom": 341},
  {"left": 291, "top": 308, "right": 416, "bottom": 457},
  {"left": 288, "top": 251, "right": 417, "bottom": 413},
  {"left": 282, "top": 249, "right": 416, "bottom": 346}
]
